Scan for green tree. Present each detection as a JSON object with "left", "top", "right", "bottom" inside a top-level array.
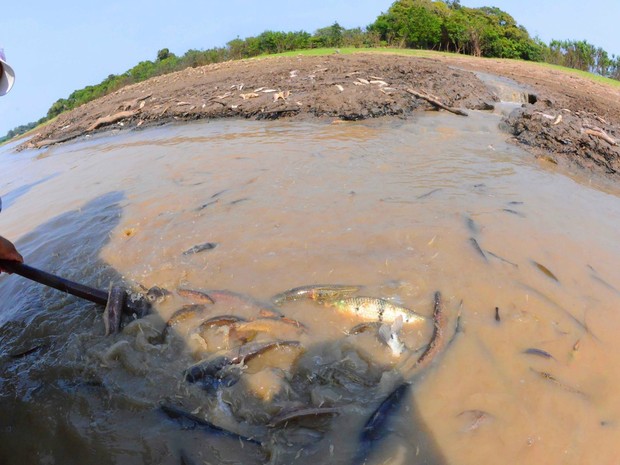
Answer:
[{"left": 157, "top": 48, "right": 171, "bottom": 61}]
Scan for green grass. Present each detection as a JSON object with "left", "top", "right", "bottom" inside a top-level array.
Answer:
[
  {"left": 264, "top": 47, "right": 620, "bottom": 88},
  {"left": 265, "top": 47, "right": 440, "bottom": 58}
]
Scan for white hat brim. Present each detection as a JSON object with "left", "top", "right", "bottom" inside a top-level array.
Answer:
[{"left": 0, "top": 58, "right": 15, "bottom": 96}]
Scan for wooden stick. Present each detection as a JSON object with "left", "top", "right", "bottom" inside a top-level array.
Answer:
[
  {"left": 584, "top": 128, "right": 617, "bottom": 146},
  {"left": 405, "top": 88, "right": 468, "bottom": 116}
]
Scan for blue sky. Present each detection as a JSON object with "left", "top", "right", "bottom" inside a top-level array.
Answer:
[{"left": 1, "top": 0, "right": 619, "bottom": 136}]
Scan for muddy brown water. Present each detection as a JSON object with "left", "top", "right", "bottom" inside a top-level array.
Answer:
[{"left": 1, "top": 111, "right": 620, "bottom": 464}]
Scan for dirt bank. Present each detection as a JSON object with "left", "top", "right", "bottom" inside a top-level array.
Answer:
[{"left": 18, "top": 52, "right": 620, "bottom": 178}]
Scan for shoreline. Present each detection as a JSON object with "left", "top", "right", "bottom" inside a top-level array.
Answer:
[{"left": 15, "top": 52, "right": 620, "bottom": 180}]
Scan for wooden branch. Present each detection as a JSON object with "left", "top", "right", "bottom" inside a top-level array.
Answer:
[
  {"left": 405, "top": 88, "right": 468, "bottom": 116},
  {"left": 583, "top": 123, "right": 618, "bottom": 146},
  {"left": 87, "top": 109, "right": 140, "bottom": 132}
]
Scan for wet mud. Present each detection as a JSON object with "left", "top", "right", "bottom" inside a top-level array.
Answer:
[{"left": 14, "top": 53, "right": 620, "bottom": 179}]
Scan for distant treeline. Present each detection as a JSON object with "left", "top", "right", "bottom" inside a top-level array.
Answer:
[{"left": 3, "top": 0, "right": 619, "bottom": 143}]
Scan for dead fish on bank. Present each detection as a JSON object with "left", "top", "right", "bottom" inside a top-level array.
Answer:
[
  {"left": 271, "top": 284, "right": 361, "bottom": 306},
  {"left": 182, "top": 242, "right": 217, "bottom": 255},
  {"left": 328, "top": 297, "right": 427, "bottom": 325},
  {"left": 353, "top": 382, "right": 411, "bottom": 465}
]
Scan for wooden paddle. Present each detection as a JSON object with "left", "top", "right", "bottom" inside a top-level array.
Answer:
[{"left": 0, "top": 260, "right": 151, "bottom": 333}]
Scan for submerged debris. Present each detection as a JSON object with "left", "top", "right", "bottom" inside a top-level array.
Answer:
[
  {"left": 182, "top": 242, "right": 218, "bottom": 255},
  {"left": 457, "top": 409, "right": 494, "bottom": 432}
]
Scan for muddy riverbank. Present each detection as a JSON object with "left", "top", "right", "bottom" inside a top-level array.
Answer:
[{"left": 18, "top": 52, "right": 620, "bottom": 178}]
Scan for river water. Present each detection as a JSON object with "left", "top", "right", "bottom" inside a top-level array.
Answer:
[{"left": 1, "top": 110, "right": 620, "bottom": 464}]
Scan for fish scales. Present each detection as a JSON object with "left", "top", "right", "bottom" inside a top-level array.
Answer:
[
  {"left": 272, "top": 284, "right": 360, "bottom": 305},
  {"left": 332, "top": 297, "right": 426, "bottom": 325}
]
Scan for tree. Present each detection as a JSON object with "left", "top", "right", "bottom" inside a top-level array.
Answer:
[{"left": 157, "top": 48, "right": 171, "bottom": 61}]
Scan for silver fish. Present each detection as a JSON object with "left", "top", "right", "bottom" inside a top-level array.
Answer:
[{"left": 330, "top": 297, "right": 426, "bottom": 325}]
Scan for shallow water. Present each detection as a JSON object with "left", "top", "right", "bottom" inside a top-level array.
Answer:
[{"left": 1, "top": 112, "right": 620, "bottom": 464}]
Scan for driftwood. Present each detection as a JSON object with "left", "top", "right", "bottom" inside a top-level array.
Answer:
[
  {"left": 117, "top": 93, "right": 152, "bottom": 111},
  {"left": 87, "top": 109, "right": 140, "bottom": 132},
  {"left": 405, "top": 88, "right": 468, "bottom": 116},
  {"left": 583, "top": 123, "right": 617, "bottom": 146},
  {"left": 33, "top": 133, "right": 81, "bottom": 149}
]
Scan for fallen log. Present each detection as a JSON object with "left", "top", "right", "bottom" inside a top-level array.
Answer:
[
  {"left": 87, "top": 109, "right": 140, "bottom": 132},
  {"left": 405, "top": 88, "right": 468, "bottom": 116}
]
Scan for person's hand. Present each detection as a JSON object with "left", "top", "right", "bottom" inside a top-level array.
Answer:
[{"left": 0, "top": 236, "right": 23, "bottom": 273}]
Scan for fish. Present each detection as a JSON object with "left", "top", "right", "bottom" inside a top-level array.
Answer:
[
  {"left": 502, "top": 208, "right": 526, "bottom": 217},
  {"left": 522, "top": 348, "right": 555, "bottom": 360},
  {"left": 9, "top": 344, "right": 45, "bottom": 359},
  {"left": 469, "top": 237, "right": 488, "bottom": 262},
  {"left": 271, "top": 284, "right": 361, "bottom": 306},
  {"left": 486, "top": 250, "right": 518, "bottom": 267},
  {"left": 182, "top": 242, "right": 217, "bottom": 255},
  {"left": 416, "top": 188, "right": 442, "bottom": 199},
  {"left": 353, "top": 382, "right": 411, "bottom": 465},
  {"left": 185, "top": 340, "right": 302, "bottom": 388},
  {"left": 378, "top": 315, "right": 406, "bottom": 357},
  {"left": 329, "top": 297, "right": 426, "bottom": 325},
  {"left": 196, "top": 315, "right": 246, "bottom": 333},
  {"left": 233, "top": 317, "right": 307, "bottom": 337},
  {"left": 268, "top": 406, "right": 341, "bottom": 427},
  {"left": 494, "top": 306, "right": 501, "bottom": 322},
  {"left": 157, "top": 304, "right": 211, "bottom": 342},
  {"left": 167, "top": 304, "right": 210, "bottom": 328},
  {"left": 530, "top": 368, "right": 587, "bottom": 397},
  {"left": 145, "top": 286, "right": 171, "bottom": 303},
  {"left": 464, "top": 215, "right": 479, "bottom": 234},
  {"left": 398, "top": 291, "right": 450, "bottom": 379},
  {"left": 159, "top": 402, "right": 262, "bottom": 445},
  {"left": 531, "top": 260, "right": 559, "bottom": 282},
  {"left": 177, "top": 288, "right": 215, "bottom": 304},
  {"left": 206, "top": 289, "right": 280, "bottom": 315}
]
